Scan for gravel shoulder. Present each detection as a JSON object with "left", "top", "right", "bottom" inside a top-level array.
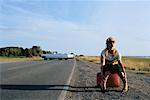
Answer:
[{"left": 65, "top": 59, "right": 150, "bottom": 100}]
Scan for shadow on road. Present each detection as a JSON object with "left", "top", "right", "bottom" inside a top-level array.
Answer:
[{"left": 0, "top": 84, "right": 121, "bottom": 92}]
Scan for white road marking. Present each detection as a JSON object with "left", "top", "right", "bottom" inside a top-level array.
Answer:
[{"left": 57, "top": 58, "right": 77, "bottom": 100}]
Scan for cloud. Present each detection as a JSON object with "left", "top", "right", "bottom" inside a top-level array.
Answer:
[
  {"left": 1, "top": 1, "right": 34, "bottom": 16},
  {"left": 0, "top": 26, "right": 19, "bottom": 32}
]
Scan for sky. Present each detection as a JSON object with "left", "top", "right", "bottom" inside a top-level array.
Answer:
[{"left": 0, "top": 0, "right": 150, "bottom": 56}]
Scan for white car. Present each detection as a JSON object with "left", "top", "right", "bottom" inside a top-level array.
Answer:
[{"left": 41, "top": 53, "right": 74, "bottom": 60}]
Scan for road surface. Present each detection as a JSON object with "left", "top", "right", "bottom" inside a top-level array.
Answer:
[{"left": 0, "top": 59, "right": 75, "bottom": 100}]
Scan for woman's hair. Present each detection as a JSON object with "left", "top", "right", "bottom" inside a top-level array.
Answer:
[{"left": 106, "top": 37, "right": 115, "bottom": 44}]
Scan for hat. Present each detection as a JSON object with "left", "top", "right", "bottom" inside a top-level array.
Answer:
[{"left": 106, "top": 37, "right": 115, "bottom": 43}]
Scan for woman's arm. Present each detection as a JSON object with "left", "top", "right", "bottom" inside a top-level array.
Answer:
[
  {"left": 118, "top": 60, "right": 126, "bottom": 76},
  {"left": 101, "top": 55, "right": 105, "bottom": 75}
]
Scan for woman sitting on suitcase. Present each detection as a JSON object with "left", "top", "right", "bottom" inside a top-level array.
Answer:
[{"left": 101, "top": 37, "right": 128, "bottom": 93}]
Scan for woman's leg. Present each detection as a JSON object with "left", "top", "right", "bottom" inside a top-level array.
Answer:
[
  {"left": 103, "top": 71, "right": 111, "bottom": 91},
  {"left": 118, "top": 71, "right": 128, "bottom": 92}
]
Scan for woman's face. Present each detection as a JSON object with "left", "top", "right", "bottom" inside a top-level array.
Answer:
[{"left": 106, "top": 41, "right": 115, "bottom": 50}]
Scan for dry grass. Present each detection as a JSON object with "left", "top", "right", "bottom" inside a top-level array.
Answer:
[
  {"left": 122, "top": 57, "right": 150, "bottom": 71},
  {"left": 77, "top": 56, "right": 100, "bottom": 64},
  {"left": 0, "top": 56, "right": 42, "bottom": 63},
  {"left": 77, "top": 56, "right": 150, "bottom": 72}
]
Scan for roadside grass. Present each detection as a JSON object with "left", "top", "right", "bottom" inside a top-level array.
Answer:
[
  {"left": 0, "top": 56, "right": 43, "bottom": 63},
  {"left": 126, "top": 70, "right": 150, "bottom": 76},
  {"left": 77, "top": 56, "right": 100, "bottom": 64},
  {"left": 122, "top": 57, "right": 150, "bottom": 71},
  {"left": 77, "top": 56, "right": 150, "bottom": 73}
]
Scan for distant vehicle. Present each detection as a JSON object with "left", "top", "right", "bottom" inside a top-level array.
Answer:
[{"left": 41, "top": 53, "right": 75, "bottom": 60}]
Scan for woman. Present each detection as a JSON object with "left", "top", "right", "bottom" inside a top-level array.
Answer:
[{"left": 100, "top": 37, "right": 128, "bottom": 93}]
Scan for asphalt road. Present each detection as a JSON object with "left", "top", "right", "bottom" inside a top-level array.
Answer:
[{"left": 0, "top": 59, "right": 76, "bottom": 100}]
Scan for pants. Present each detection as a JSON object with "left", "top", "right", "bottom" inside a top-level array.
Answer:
[{"left": 102, "top": 64, "right": 123, "bottom": 75}]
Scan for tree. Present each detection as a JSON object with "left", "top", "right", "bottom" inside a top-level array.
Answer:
[
  {"left": 0, "top": 46, "right": 51, "bottom": 57},
  {"left": 32, "top": 46, "right": 42, "bottom": 56},
  {"left": 24, "top": 48, "right": 32, "bottom": 57}
]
